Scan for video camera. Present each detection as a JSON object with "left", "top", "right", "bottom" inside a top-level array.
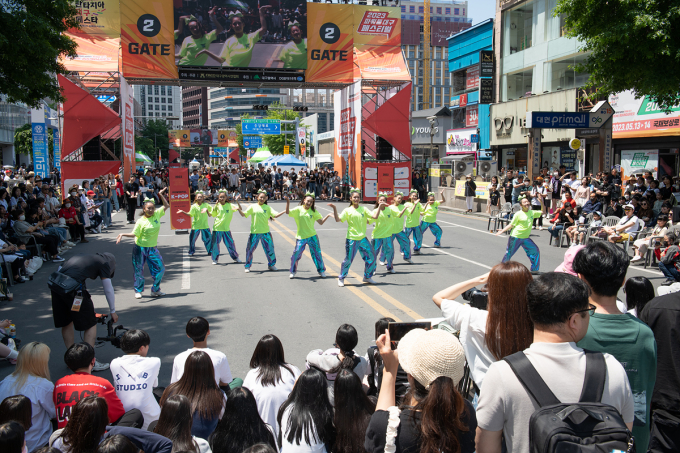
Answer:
[
  {"left": 95, "top": 314, "right": 128, "bottom": 349},
  {"left": 462, "top": 287, "right": 488, "bottom": 310}
]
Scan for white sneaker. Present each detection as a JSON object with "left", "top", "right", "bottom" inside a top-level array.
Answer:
[
  {"left": 66, "top": 241, "right": 76, "bottom": 247},
  {"left": 404, "top": 258, "right": 413, "bottom": 264},
  {"left": 538, "top": 226, "right": 543, "bottom": 230},
  {"left": 319, "top": 271, "right": 326, "bottom": 278},
  {"left": 379, "top": 260, "right": 385, "bottom": 266},
  {"left": 212, "top": 260, "right": 218, "bottom": 265},
  {"left": 363, "top": 277, "right": 377, "bottom": 284},
  {"left": 413, "top": 250, "right": 421, "bottom": 255},
  {"left": 338, "top": 279, "right": 345, "bottom": 287},
  {"left": 134, "top": 292, "right": 142, "bottom": 299},
  {"left": 234, "top": 258, "right": 243, "bottom": 263},
  {"left": 244, "top": 268, "right": 250, "bottom": 273},
  {"left": 52, "top": 256, "right": 65, "bottom": 263},
  {"left": 388, "top": 268, "right": 396, "bottom": 274},
  {"left": 630, "top": 256, "right": 642, "bottom": 262},
  {"left": 150, "top": 290, "right": 165, "bottom": 297},
  {"left": 268, "top": 265, "right": 278, "bottom": 271},
  {"left": 289, "top": 273, "right": 296, "bottom": 279},
  {"left": 92, "top": 360, "right": 109, "bottom": 372}
]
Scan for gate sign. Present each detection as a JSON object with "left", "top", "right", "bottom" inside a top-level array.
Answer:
[
  {"left": 242, "top": 119, "right": 281, "bottom": 135},
  {"left": 526, "top": 101, "right": 614, "bottom": 129},
  {"left": 243, "top": 136, "right": 262, "bottom": 148}
]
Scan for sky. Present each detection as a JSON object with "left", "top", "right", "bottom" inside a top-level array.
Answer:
[{"left": 465, "top": 0, "right": 496, "bottom": 25}]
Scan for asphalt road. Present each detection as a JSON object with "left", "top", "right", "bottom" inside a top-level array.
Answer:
[{"left": 0, "top": 201, "right": 667, "bottom": 386}]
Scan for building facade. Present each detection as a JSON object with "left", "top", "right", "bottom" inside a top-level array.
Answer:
[
  {"left": 133, "top": 85, "right": 181, "bottom": 128},
  {"left": 182, "top": 87, "right": 209, "bottom": 129}
]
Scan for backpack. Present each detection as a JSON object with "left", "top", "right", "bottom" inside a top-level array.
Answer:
[{"left": 504, "top": 350, "right": 635, "bottom": 453}]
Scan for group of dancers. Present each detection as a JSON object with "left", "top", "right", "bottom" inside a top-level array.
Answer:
[{"left": 116, "top": 187, "right": 447, "bottom": 295}]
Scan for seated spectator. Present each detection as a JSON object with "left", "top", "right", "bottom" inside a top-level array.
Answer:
[
  {"left": 110, "top": 330, "right": 161, "bottom": 429},
  {"left": 475, "top": 272, "right": 634, "bottom": 452},
  {"left": 243, "top": 335, "right": 300, "bottom": 438},
  {"left": 604, "top": 204, "right": 640, "bottom": 243},
  {"left": 433, "top": 261, "right": 533, "bottom": 389},
  {"left": 58, "top": 201, "right": 87, "bottom": 244},
  {"left": 162, "top": 351, "right": 226, "bottom": 440},
  {"left": 171, "top": 317, "right": 240, "bottom": 391},
  {"left": 334, "top": 369, "right": 375, "bottom": 453},
  {"left": 0, "top": 342, "right": 55, "bottom": 452},
  {"left": 640, "top": 289, "right": 680, "bottom": 452},
  {"left": 11, "top": 208, "right": 63, "bottom": 262},
  {"left": 637, "top": 199, "right": 655, "bottom": 225},
  {"left": 0, "top": 395, "right": 32, "bottom": 431},
  {"left": 547, "top": 204, "right": 575, "bottom": 246},
  {"left": 605, "top": 198, "right": 624, "bottom": 218},
  {"left": 54, "top": 343, "right": 142, "bottom": 429},
  {"left": 153, "top": 394, "right": 210, "bottom": 453},
  {"left": 365, "top": 328, "right": 476, "bottom": 453},
  {"left": 0, "top": 421, "right": 24, "bottom": 453},
  {"left": 277, "top": 368, "right": 335, "bottom": 453},
  {"left": 574, "top": 242, "right": 657, "bottom": 451},
  {"left": 210, "top": 387, "right": 278, "bottom": 453},
  {"left": 84, "top": 190, "right": 103, "bottom": 234},
  {"left": 658, "top": 232, "right": 680, "bottom": 285},
  {"left": 581, "top": 192, "right": 602, "bottom": 217},
  {"left": 631, "top": 214, "right": 669, "bottom": 263},
  {"left": 306, "top": 324, "right": 369, "bottom": 406},
  {"left": 365, "top": 318, "right": 409, "bottom": 401}
]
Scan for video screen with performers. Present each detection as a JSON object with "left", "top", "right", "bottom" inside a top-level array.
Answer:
[{"left": 174, "top": 0, "right": 307, "bottom": 69}]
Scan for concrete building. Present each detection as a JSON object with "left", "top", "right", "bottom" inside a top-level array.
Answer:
[
  {"left": 133, "top": 85, "right": 181, "bottom": 128},
  {"left": 182, "top": 87, "right": 209, "bottom": 129},
  {"left": 0, "top": 96, "right": 30, "bottom": 166}
]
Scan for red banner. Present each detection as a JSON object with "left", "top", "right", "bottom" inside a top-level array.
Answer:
[
  {"left": 466, "top": 105, "right": 479, "bottom": 127},
  {"left": 61, "top": 161, "right": 121, "bottom": 201},
  {"left": 169, "top": 168, "right": 191, "bottom": 230},
  {"left": 466, "top": 66, "right": 479, "bottom": 90}
]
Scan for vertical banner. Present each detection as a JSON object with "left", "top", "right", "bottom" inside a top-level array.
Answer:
[
  {"left": 120, "top": 78, "right": 135, "bottom": 182},
  {"left": 334, "top": 80, "right": 362, "bottom": 188},
  {"left": 53, "top": 129, "right": 61, "bottom": 173},
  {"left": 120, "top": 0, "right": 178, "bottom": 79},
  {"left": 169, "top": 168, "right": 190, "bottom": 230},
  {"left": 306, "top": 3, "right": 354, "bottom": 83},
  {"left": 31, "top": 106, "right": 49, "bottom": 179},
  {"left": 179, "top": 130, "right": 190, "bottom": 147}
]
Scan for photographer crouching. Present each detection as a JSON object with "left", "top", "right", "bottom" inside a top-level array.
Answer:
[{"left": 48, "top": 252, "right": 118, "bottom": 371}]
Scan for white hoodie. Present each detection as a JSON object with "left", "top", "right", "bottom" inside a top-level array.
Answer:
[
  {"left": 110, "top": 355, "right": 161, "bottom": 429},
  {"left": 306, "top": 348, "right": 368, "bottom": 406}
]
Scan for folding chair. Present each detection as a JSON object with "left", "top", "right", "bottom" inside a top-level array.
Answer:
[
  {"left": 618, "top": 219, "right": 644, "bottom": 254},
  {"left": 487, "top": 202, "right": 511, "bottom": 232},
  {"left": 587, "top": 216, "right": 621, "bottom": 244}
]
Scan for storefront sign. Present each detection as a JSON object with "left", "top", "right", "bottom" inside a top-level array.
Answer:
[
  {"left": 575, "top": 128, "right": 600, "bottom": 137},
  {"left": 527, "top": 101, "right": 614, "bottom": 129},
  {"left": 446, "top": 128, "right": 478, "bottom": 155},
  {"left": 610, "top": 90, "right": 680, "bottom": 138},
  {"left": 460, "top": 94, "right": 468, "bottom": 107},
  {"left": 603, "top": 128, "right": 612, "bottom": 171},
  {"left": 479, "top": 78, "right": 493, "bottom": 104},
  {"left": 411, "top": 116, "right": 447, "bottom": 145},
  {"left": 621, "top": 150, "right": 658, "bottom": 180},
  {"left": 466, "top": 66, "right": 479, "bottom": 90},
  {"left": 480, "top": 51, "right": 494, "bottom": 77},
  {"left": 466, "top": 105, "right": 479, "bottom": 127},
  {"left": 561, "top": 149, "right": 577, "bottom": 172}
]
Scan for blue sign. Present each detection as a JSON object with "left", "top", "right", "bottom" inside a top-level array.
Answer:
[
  {"left": 96, "top": 95, "right": 116, "bottom": 104},
  {"left": 527, "top": 112, "right": 589, "bottom": 129},
  {"left": 470, "top": 134, "right": 480, "bottom": 144},
  {"left": 243, "top": 136, "right": 263, "bottom": 148},
  {"left": 53, "top": 130, "right": 61, "bottom": 171},
  {"left": 214, "top": 147, "right": 229, "bottom": 155},
  {"left": 31, "top": 123, "right": 49, "bottom": 178},
  {"left": 242, "top": 119, "right": 281, "bottom": 135}
]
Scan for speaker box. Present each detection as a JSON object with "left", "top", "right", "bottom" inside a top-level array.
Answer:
[
  {"left": 376, "top": 136, "right": 392, "bottom": 161},
  {"left": 82, "top": 138, "right": 101, "bottom": 161},
  {"left": 673, "top": 206, "right": 680, "bottom": 224}
]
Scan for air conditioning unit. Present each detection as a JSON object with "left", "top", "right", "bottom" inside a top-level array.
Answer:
[
  {"left": 453, "top": 160, "right": 474, "bottom": 180},
  {"left": 477, "top": 160, "right": 498, "bottom": 181}
]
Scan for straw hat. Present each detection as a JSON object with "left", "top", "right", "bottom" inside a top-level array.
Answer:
[{"left": 397, "top": 328, "right": 466, "bottom": 388}]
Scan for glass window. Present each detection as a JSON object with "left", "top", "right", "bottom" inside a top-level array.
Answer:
[
  {"left": 155, "top": 97, "right": 159, "bottom": 103},
  {"left": 436, "top": 7, "right": 442, "bottom": 14},
  {"left": 154, "top": 86, "right": 159, "bottom": 95},
  {"left": 504, "top": 67, "right": 534, "bottom": 101},
  {"left": 409, "top": 5, "right": 415, "bottom": 12},
  {"left": 436, "top": 95, "right": 441, "bottom": 105},
  {"left": 161, "top": 98, "right": 166, "bottom": 103},
  {"left": 401, "top": 5, "right": 405, "bottom": 12},
  {"left": 445, "top": 7, "right": 451, "bottom": 14},
  {"left": 418, "top": 6, "right": 423, "bottom": 13},
  {"left": 168, "top": 106, "right": 173, "bottom": 112},
  {"left": 161, "top": 86, "right": 166, "bottom": 95},
  {"left": 418, "top": 78, "right": 423, "bottom": 86},
  {"left": 548, "top": 54, "right": 590, "bottom": 92},
  {"left": 154, "top": 105, "right": 159, "bottom": 110},
  {"left": 161, "top": 105, "right": 166, "bottom": 111},
  {"left": 463, "top": 8, "right": 465, "bottom": 15},
  {"left": 454, "top": 8, "right": 459, "bottom": 14},
  {"left": 504, "top": 1, "right": 534, "bottom": 56}
]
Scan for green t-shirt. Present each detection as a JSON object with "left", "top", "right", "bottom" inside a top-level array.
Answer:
[
  {"left": 403, "top": 202, "right": 423, "bottom": 228},
  {"left": 509, "top": 209, "right": 542, "bottom": 238},
  {"left": 422, "top": 201, "right": 440, "bottom": 223},
  {"left": 178, "top": 30, "right": 218, "bottom": 66},
  {"left": 389, "top": 205, "right": 406, "bottom": 234},
  {"left": 133, "top": 206, "right": 165, "bottom": 247},
  {"left": 212, "top": 202, "right": 238, "bottom": 232},
  {"left": 370, "top": 207, "right": 394, "bottom": 239},
  {"left": 220, "top": 31, "right": 260, "bottom": 68},
  {"left": 577, "top": 313, "right": 657, "bottom": 452},
  {"left": 339, "top": 206, "right": 371, "bottom": 240},
  {"left": 189, "top": 203, "right": 211, "bottom": 230},
  {"left": 289, "top": 205, "right": 322, "bottom": 240},
  {"left": 280, "top": 39, "right": 307, "bottom": 69},
  {"left": 244, "top": 203, "right": 277, "bottom": 234}
]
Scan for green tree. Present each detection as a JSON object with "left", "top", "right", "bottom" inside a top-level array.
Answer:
[
  {"left": 134, "top": 136, "right": 154, "bottom": 158},
  {"left": 261, "top": 104, "right": 299, "bottom": 155},
  {"left": 13, "top": 123, "right": 54, "bottom": 157},
  {"left": 0, "top": 0, "right": 79, "bottom": 107},
  {"left": 137, "top": 120, "right": 170, "bottom": 159},
  {"left": 181, "top": 147, "right": 203, "bottom": 161},
  {"left": 555, "top": 0, "right": 680, "bottom": 110}
]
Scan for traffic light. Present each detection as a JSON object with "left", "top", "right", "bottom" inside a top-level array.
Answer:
[
  {"left": 253, "top": 105, "right": 269, "bottom": 110},
  {"left": 293, "top": 106, "right": 308, "bottom": 112}
]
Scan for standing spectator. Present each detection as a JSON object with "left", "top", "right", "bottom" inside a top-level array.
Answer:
[
  {"left": 475, "top": 272, "right": 634, "bottom": 453},
  {"left": 464, "top": 175, "right": 476, "bottom": 213},
  {"left": 124, "top": 176, "right": 139, "bottom": 224},
  {"left": 0, "top": 422, "right": 24, "bottom": 453},
  {"left": 574, "top": 242, "right": 657, "bottom": 452},
  {"left": 622, "top": 276, "right": 655, "bottom": 317},
  {"left": 502, "top": 169, "right": 514, "bottom": 205}
]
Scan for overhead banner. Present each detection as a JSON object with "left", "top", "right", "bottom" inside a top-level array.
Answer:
[
  {"left": 54, "top": 129, "right": 61, "bottom": 172},
  {"left": 169, "top": 130, "right": 190, "bottom": 147},
  {"left": 169, "top": 168, "right": 191, "bottom": 230},
  {"left": 621, "top": 150, "right": 659, "bottom": 180},
  {"left": 72, "top": 0, "right": 120, "bottom": 37},
  {"left": 121, "top": 0, "right": 178, "bottom": 79},
  {"left": 31, "top": 106, "right": 49, "bottom": 179},
  {"left": 334, "top": 80, "right": 362, "bottom": 159},
  {"left": 306, "top": 3, "right": 354, "bottom": 84},
  {"left": 217, "top": 130, "right": 237, "bottom": 147},
  {"left": 190, "top": 129, "right": 218, "bottom": 146},
  {"left": 60, "top": 34, "right": 120, "bottom": 72},
  {"left": 610, "top": 90, "right": 680, "bottom": 138},
  {"left": 120, "top": 77, "right": 135, "bottom": 182}
]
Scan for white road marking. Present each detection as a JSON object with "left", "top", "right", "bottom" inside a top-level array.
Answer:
[
  {"left": 181, "top": 247, "right": 191, "bottom": 290},
  {"left": 420, "top": 243, "right": 493, "bottom": 269}
]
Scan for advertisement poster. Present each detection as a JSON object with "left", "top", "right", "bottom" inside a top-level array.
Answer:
[
  {"left": 121, "top": 0, "right": 178, "bottom": 79},
  {"left": 120, "top": 78, "right": 135, "bottom": 182},
  {"left": 334, "top": 80, "right": 362, "bottom": 159},
  {"left": 31, "top": 107, "right": 49, "bottom": 179},
  {"left": 190, "top": 129, "right": 218, "bottom": 146},
  {"left": 621, "top": 150, "right": 659, "bottom": 180},
  {"left": 170, "top": 130, "right": 190, "bottom": 147},
  {"left": 174, "top": 0, "right": 307, "bottom": 69},
  {"left": 353, "top": 6, "right": 406, "bottom": 81},
  {"left": 455, "top": 180, "right": 491, "bottom": 199},
  {"left": 610, "top": 90, "right": 680, "bottom": 138},
  {"left": 466, "top": 105, "right": 478, "bottom": 127},
  {"left": 560, "top": 148, "right": 577, "bottom": 172},
  {"left": 217, "top": 130, "right": 237, "bottom": 147},
  {"left": 169, "top": 168, "right": 191, "bottom": 230},
  {"left": 466, "top": 66, "right": 479, "bottom": 90},
  {"left": 306, "top": 3, "right": 354, "bottom": 83},
  {"left": 72, "top": 0, "right": 120, "bottom": 37},
  {"left": 446, "top": 128, "right": 478, "bottom": 155}
]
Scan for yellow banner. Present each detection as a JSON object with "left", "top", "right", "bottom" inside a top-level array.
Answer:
[
  {"left": 306, "top": 3, "right": 354, "bottom": 84},
  {"left": 72, "top": 0, "right": 120, "bottom": 38},
  {"left": 455, "top": 180, "right": 491, "bottom": 200},
  {"left": 217, "top": 130, "right": 237, "bottom": 147}
]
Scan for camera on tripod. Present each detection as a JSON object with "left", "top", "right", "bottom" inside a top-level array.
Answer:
[{"left": 95, "top": 314, "right": 128, "bottom": 348}]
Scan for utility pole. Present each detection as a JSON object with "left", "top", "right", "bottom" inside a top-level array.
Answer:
[{"left": 423, "top": 0, "right": 431, "bottom": 109}]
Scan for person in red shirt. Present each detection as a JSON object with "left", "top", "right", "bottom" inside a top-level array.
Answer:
[
  {"left": 58, "top": 201, "right": 87, "bottom": 243},
  {"left": 53, "top": 343, "right": 143, "bottom": 429}
]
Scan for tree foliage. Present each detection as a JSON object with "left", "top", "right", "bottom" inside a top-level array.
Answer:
[
  {"left": 0, "top": 0, "right": 79, "bottom": 107},
  {"left": 555, "top": 0, "right": 680, "bottom": 110},
  {"left": 13, "top": 123, "right": 54, "bottom": 157},
  {"left": 261, "top": 104, "right": 299, "bottom": 155},
  {"left": 137, "top": 120, "right": 171, "bottom": 159}
]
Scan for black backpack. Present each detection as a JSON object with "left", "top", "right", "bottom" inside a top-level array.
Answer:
[{"left": 504, "top": 350, "right": 635, "bottom": 453}]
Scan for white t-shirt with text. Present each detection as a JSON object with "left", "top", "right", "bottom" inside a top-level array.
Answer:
[{"left": 110, "top": 355, "right": 161, "bottom": 429}]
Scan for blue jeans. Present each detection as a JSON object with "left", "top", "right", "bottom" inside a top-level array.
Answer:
[
  {"left": 339, "top": 238, "right": 376, "bottom": 279},
  {"left": 548, "top": 224, "right": 564, "bottom": 238},
  {"left": 245, "top": 233, "right": 276, "bottom": 269},
  {"left": 132, "top": 245, "right": 165, "bottom": 293},
  {"left": 502, "top": 236, "right": 540, "bottom": 272},
  {"left": 112, "top": 195, "right": 119, "bottom": 211},
  {"left": 308, "top": 183, "right": 316, "bottom": 196},
  {"left": 658, "top": 261, "right": 680, "bottom": 281},
  {"left": 189, "top": 229, "right": 212, "bottom": 255}
]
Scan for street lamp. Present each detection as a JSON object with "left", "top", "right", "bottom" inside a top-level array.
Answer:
[{"left": 426, "top": 116, "right": 438, "bottom": 191}]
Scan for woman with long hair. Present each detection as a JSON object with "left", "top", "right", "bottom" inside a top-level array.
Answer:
[
  {"left": 154, "top": 394, "right": 209, "bottom": 453},
  {"left": 238, "top": 189, "right": 285, "bottom": 273},
  {"left": 0, "top": 342, "right": 54, "bottom": 452},
  {"left": 116, "top": 188, "right": 170, "bottom": 299},
  {"left": 420, "top": 189, "right": 446, "bottom": 247},
  {"left": 623, "top": 276, "right": 655, "bottom": 317},
  {"left": 365, "top": 329, "right": 476, "bottom": 453},
  {"left": 50, "top": 396, "right": 109, "bottom": 453},
  {"left": 277, "top": 368, "right": 335, "bottom": 453},
  {"left": 0, "top": 395, "right": 32, "bottom": 430},
  {"left": 333, "top": 370, "right": 375, "bottom": 453},
  {"left": 210, "top": 190, "right": 243, "bottom": 265},
  {"left": 209, "top": 387, "right": 278, "bottom": 453},
  {"left": 402, "top": 189, "right": 424, "bottom": 255},
  {"left": 306, "top": 324, "right": 369, "bottom": 406},
  {"left": 161, "top": 351, "right": 225, "bottom": 440},
  {"left": 177, "top": 191, "right": 214, "bottom": 257},
  {"left": 328, "top": 188, "right": 381, "bottom": 287},
  {"left": 432, "top": 261, "right": 534, "bottom": 388},
  {"left": 243, "top": 335, "right": 301, "bottom": 437},
  {"left": 285, "top": 193, "right": 332, "bottom": 279}
]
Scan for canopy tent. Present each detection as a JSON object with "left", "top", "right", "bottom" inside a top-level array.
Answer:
[
  {"left": 247, "top": 149, "right": 273, "bottom": 163},
  {"left": 136, "top": 153, "right": 152, "bottom": 163},
  {"left": 262, "top": 154, "right": 308, "bottom": 168}
]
